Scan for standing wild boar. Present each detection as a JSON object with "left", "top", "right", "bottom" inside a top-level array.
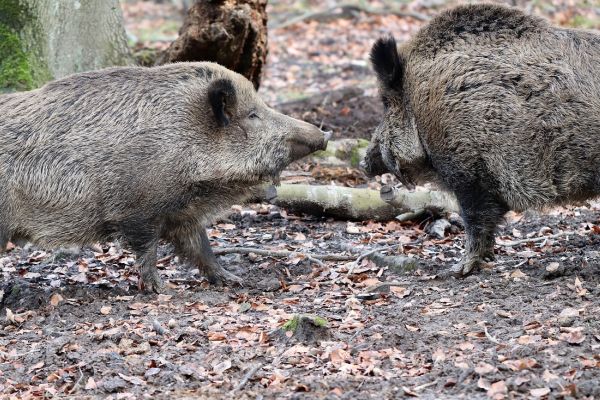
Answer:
[
  {"left": 0, "top": 62, "right": 329, "bottom": 292},
  {"left": 362, "top": 4, "right": 600, "bottom": 276}
]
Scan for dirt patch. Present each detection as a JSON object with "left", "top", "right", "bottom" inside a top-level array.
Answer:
[{"left": 2, "top": 205, "right": 599, "bottom": 399}]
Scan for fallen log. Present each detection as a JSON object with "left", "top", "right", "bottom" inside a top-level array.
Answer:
[
  {"left": 268, "top": 184, "right": 397, "bottom": 221},
  {"left": 264, "top": 184, "right": 458, "bottom": 221}
]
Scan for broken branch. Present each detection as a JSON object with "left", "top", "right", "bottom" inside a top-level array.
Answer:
[
  {"left": 496, "top": 231, "right": 577, "bottom": 247},
  {"left": 213, "top": 247, "right": 355, "bottom": 262}
]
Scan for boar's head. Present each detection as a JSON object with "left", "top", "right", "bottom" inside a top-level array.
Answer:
[
  {"left": 191, "top": 64, "right": 329, "bottom": 185},
  {"left": 361, "top": 36, "right": 430, "bottom": 189}
]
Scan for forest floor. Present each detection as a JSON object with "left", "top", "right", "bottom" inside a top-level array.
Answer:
[{"left": 2, "top": 1, "right": 600, "bottom": 399}]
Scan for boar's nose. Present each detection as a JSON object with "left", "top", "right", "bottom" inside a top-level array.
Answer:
[
  {"left": 361, "top": 145, "right": 389, "bottom": 177},
  {"left": 288, "top": 128, "right": 330, "bottom": 161}
]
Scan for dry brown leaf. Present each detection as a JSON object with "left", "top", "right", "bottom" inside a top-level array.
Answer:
[
  {"left": 510, "top": 269, "right": 527, "bottom": 280},
  {"left": 50, "top": 293, "right": 63, "bottom": 306},
  {"left": 560, "top": 329, "right": 586, "bottom": 345},
  {"left": 477, "top": 377, "right": 491, "bottom": 390},
  {"left": 100, "top": 306, "right": 112, "bottom": 315},
  {"left": 542, "top": 369, "right": 559, "bottom": 383},
  {"left": 207, "top": 331, "right": 227, "bottom": 341},
  {"left": 330, "top": 348, "right": 351, "bottom": 365},
  {"left": 85, "top": 377, "right": 97, "bottom": 390},
  {"left": 432, "top": 348, "right": 445, "bottom": 364},
  {"left": 213, "top": 359, "right": 232, "bottom": 374},
  {"left": 487, "top": 380, "right": 508, "bottom": 399},
  {"left": 118, "top": 373, "right": 146, "bottom": 385},
  {"left": 27, "top": 361, "right": 44, "bottom": 373},
  {"left": 475, "top": 362, "right": 496, "bottom": 375},
  {"left": 530, "top": 387, "right": 551, "bottom": 397},
  {"left": 503, "top": 358, "right": 538, "bottom": 371}
]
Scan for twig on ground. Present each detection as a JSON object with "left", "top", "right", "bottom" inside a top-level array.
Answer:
[
  {"left": 497, "top": 231, "right": 577, "bottom": 247},
  {"left": 152, "top": 319, "right": 167, "bottom": 335},
  {"left": 413, "top": 381, "right": 438, "bottom": 392},
  {"left": 234, "top": 364, "right": 263, "bottom": 392},
  {"left": 348, "top": 239, "right": 423, "bottom": 274},
  {"left": 348, "top": 246, "right": 395, "bottom": 275},
  {"left": 363, "top": 281, "right": 410, "bottom": 294},
  {"left": 69, "top": 366, "right": 84, "bottom": 394},
  {"left": 272, "top": 3, "right": 430, "bottom": 29},
  {"left": 483, "top": 324, "right": 502, "bottom": 345},
  {"left": 213, "top": 247, "right": 355, "bottom": 262}
]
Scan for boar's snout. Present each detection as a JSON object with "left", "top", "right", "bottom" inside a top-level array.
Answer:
[
  {"left": 360, "top": 142, "right": 389, "bottom": 177},
  {"left": 288, "top": 125, "right": 330, "bottom": 161}
]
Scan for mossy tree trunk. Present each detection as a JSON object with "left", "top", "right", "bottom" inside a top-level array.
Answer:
[{"left": 0, "top": 0, "right": 132, "bottom": 92}]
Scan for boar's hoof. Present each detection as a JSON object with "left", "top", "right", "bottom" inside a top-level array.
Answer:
[
  {"left": 138, "top": 267, "right": 165, "bottom": 293},
  {"left": 203, "top": 264, "right": 244, "bottom": 286},
  {"left": 444, "top": 257, "right": 482, "bottom": 278}
]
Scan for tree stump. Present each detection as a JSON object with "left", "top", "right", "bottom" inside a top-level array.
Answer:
[{"left": 156, "top": 0, "right": 268, "bottom": 89}]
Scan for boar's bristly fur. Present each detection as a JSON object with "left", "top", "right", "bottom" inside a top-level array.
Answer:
[
  {"left": 363, "top": 4, "right": 600, "bottom": 276},
  {"left": 0, "top": 62, "right": 328, "bottom": 292}
]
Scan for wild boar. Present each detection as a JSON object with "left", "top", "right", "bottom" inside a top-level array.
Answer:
[
  {"left": 362, "top": 4, "right": 600, "bottom": 276},
  {"left": 0, "top": 62, "right": 329, "bottom": 292}
]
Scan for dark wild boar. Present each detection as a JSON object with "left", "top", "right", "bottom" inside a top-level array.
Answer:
[
  {"left": 0, "top": 62, "right": 329, "bottom": 292},
  {"left": 362, "top": 4, "right": 600, "bottom": 276}
]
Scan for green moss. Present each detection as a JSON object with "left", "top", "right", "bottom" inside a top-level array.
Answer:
[
  {"left": 349, "top": 139, "right": 370, "bottom": 167},
  {"left": 0, "top": 26, "right": 34, "bottom": 91},
  {"left": 282, "top": 315, "right": 299, "bottom": 332},
  {"left": 0, "top": 0, "right": 24, "bottom": 29},
  {"left": 312, "top": 149, "right": 335, "bottom": 159},
  {"left": 0, "top": 0, "right": 41, "bottom": 91},
  {"left": 282, "top": 314, "right": 328, "bottom": 332}
]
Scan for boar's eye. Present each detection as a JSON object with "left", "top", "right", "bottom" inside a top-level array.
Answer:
[
  {"left": 381, "top": 96, "right": 391, "bottom": 110},
  {"left": 248, "top": 111, "right": 260, "bottom": 120}
]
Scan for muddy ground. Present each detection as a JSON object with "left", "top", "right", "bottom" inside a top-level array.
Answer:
[{"left": 1, "top": 198, "right": 600, "bottom": 399}]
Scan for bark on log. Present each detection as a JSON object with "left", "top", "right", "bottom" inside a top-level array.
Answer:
[
  {"left": 0, "top": 0, "right": 132, "bottom": 92},
  {"left": 156, "top": 0, "right": 268, "bottom": 89},
  {"left": 380, "top": 185, "right": 459, "bottom": 215}
]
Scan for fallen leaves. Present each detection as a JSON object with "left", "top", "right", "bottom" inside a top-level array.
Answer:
[{"left": 559, "top": 327, "right": 586, "bottom": 345}]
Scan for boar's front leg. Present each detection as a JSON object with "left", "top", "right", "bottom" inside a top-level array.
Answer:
[
  {"left": 137, "top": 245, "right": 163, "bottom": 293},
  {"left": 172, "top": 226, "right": 243, "bottom": 285},
  {"left": 122, "top": 225, "right": 164, "bottom": 293},
  {"left": 450, "top": 189, "right": 508, "bottom": 276}
]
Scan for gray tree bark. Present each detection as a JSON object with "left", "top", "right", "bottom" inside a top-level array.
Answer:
[{"left": 0, "top": 0, "right": 132, "bottom": 92}]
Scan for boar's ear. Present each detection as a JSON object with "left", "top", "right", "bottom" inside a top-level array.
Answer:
[
  {"left": 208, "top": 78, "right": 237, "bottom": 127},
  {"left": 370, "top": 36, "right": 402, "bottom": 90}
]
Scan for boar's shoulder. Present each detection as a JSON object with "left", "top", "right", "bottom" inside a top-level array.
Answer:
[{"left": 411, "top": 4, "right": 548, "bottom": 57}]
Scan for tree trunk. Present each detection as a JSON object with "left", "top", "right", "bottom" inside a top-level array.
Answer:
[
  {"left": 156, "top": 0, "right": 268, "bottom": 89},
  {"left": 0, "top": 0, "right": 132, "bottom": 92}
]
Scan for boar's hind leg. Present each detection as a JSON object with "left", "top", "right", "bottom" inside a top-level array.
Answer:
[
  {"left": 450, "top": 190, "right": 508, "bottom": 277},
  {"left": 172, "top": 227, "right": 243, "bottom": 285}
]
